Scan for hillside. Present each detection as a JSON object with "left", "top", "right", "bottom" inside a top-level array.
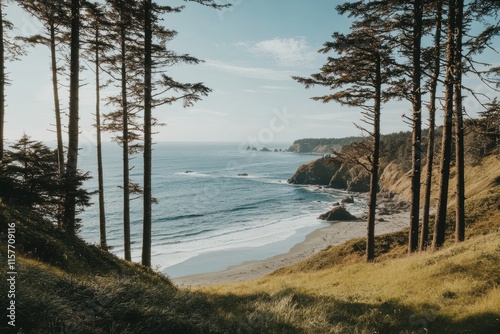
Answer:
[{"left": 1, "top": 154, "right": 499, "bottom": 333}]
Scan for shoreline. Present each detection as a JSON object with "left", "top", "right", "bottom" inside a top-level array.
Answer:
[{"left": 172, "top": 194, "right": 410, "bottom": 287}]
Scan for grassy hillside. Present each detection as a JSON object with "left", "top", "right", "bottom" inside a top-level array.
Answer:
[
  {"left": 1, "top": 155, "right": 499, "bottom": 333},
  {"left": 201, "top": 232, "right": 500, "bottom": 334}
]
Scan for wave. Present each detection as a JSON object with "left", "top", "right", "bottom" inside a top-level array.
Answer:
[
  {"left": 157, "top": 213, "right": 205, "bottom": 223},
  {"left": 175, "top": 171, "right": 212, "bottom": 177}
]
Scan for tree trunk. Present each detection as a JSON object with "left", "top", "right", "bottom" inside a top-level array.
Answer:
[
  {"left": 0, "top": 3, "right": 4, "bottom": 162},
  {"left": 420, "top": 0, "right": 443, "bottom": 251},
  {"left": 95, "top": 25, "right": 107, "bottom": 250},
  {"left": 120, "top": 15, "right": 131, "bottom": 262},
  {"left": 63, "top": 0, "right": 80, "bottom": 236},
  {"left": 454, "top": 0, "right": 465, "bottom": 243},
  {"left": 367, "top": 54, "right": 382, "bottom": 262},
  {"left": 409, "top": 0, "right": 423, "bottom": 253},
  {"left": 50, "top": 22, "right": 65, "bottom": 177},
  {"left": 432, "top": 0, "right": 456, "bottom": 251},
  {"left": 142, "top": 0, "right": 153, "bottom": 267}
]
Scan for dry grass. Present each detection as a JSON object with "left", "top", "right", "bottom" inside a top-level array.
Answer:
[{"left": 197, "top": 232, "right": 500, "bottom": 333}]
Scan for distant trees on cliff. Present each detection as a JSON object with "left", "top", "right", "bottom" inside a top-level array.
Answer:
[{"left": 295, "top": 0, "right": 500, "bottom": 261}]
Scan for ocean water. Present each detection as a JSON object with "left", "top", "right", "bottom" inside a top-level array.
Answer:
[{"left": 78, "top": 142, "right": 365, "bottom": 277}]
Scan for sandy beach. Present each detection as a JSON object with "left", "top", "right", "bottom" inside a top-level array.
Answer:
[{"left": 173, "top": 195, "right": 410, "bottom": 287}]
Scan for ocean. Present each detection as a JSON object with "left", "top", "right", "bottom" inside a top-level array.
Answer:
[{"left": 77, "top": 142, "right": 365, "bottom": 277}]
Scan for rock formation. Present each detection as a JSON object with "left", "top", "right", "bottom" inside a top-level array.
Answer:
[{"left": 318, "top": 206, "right": 358, "bottom": 221}]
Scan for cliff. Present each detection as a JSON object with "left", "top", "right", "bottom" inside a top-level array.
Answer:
[
  {"left": 287, "top": 156, "right": 341, "bottom": 185},
  {"left": 287, "top": 156, "right": 370, "bottom": 192}
]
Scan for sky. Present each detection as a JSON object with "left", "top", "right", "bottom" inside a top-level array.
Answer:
[{"left": 3, "top": 0, "right": 500, "bottom": 147}]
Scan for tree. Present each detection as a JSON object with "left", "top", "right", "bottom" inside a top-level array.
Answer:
[
  {"left": 420, "top": 0, "right": 444, "bottom": 251},
  {"left": 63, "top": 0, "right": 81, "bottom": 236},
  {"left": 17, "top": 0, "right": 70, "bottom": 176},
  {"left": 82, "top": 1, "right": 112, "bottom": 250},
  {"left": 454, "top": 0, "right": 465, "bottom": 243},
  {"left": 141, "top": 0, "right": 224, "bottom": 267},
  {"left": 294, "top": 0, "right": 399, "bottom": 262},
  {"left": 408, "top": 0, "right": 424, "bottom": 253},
  {"left": 0, "top": 0, "right": 24, "bottom": 161},
  {"left": 432, "top": 0, "right": 500, "bottom": 249},
  {"left": 432, "top": 0, "right": 456, "bottom": 250},
  {"left": 104, "top": 0, "right": 144, "bottom": 261},
  {"left": 0, "top": 134, "right": 91, "bottom": 224}
]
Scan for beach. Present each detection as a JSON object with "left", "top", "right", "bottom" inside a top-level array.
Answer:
[{"left": 173, "top": 195, "right": 410, "bottom": 287}]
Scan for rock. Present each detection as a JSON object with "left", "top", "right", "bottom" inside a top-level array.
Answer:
[
  {"left": 318, "top": 206, "right": 358, "bottom": 221},
  {"left": 185, "top": 171, "right": 194, "bottom": 173},
  {"left": 288, "top": 156, "right": 341, "bottom": 185},
  {"left": 261, "top": 147, "right": 271, "bottom": 152},
  {"left": 330, "top": 164, "right": 370, "bottom": 192},
  {"left": 288, "top": 156, "right": 370, "bottom": 191},
  {"left": 379, "top": 207, "right": 392, "bottom": 216},
  {"left": 341, "top": 196, "right": 354, "bottom": 204},
  {"left": 238, "top": 173, "right": 248, "bottom": 176}
]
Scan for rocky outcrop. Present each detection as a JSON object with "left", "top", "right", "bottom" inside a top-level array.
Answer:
[
  {"left": 329, "top": 164, "right": 370, "bottom": 192},
  {"left": 288, "top": 156, "right": 370, "bottom": 192},
  {"left": 287, "top": 156, "right": 341, "bottom": 185},
  {"left": 318, "top": 206, "right": 358, "bottom": 221}
]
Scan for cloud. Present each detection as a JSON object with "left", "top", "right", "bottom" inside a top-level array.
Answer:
[
  {"left": 203, "top": 60, "right": 292, "bottom": 81},
  {"left": 239, "top": 37, "right": 317, "bottom": 67}
]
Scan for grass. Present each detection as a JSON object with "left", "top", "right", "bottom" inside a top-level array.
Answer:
[
  {"left": 0, "top": 155, "right": 499, "bottom": 333},
  {"left": 198, "top": 232, "right": 500, "bottom": 333}
]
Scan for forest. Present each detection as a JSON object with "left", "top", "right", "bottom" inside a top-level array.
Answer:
[{"left": 0, "top": 0, "right": 499, "bottom": 332}]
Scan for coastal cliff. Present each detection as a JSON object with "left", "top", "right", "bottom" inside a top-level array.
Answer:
[{"left": 287, "top": 156, "right": 370, "bottom": 192}]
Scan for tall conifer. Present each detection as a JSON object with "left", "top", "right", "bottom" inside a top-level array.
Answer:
[{"left": 294, "top": 0, "right": 400, "bottom": 262}]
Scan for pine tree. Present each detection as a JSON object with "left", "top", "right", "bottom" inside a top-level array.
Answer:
[
  {"left": 104, "top": 0, "right": 144, "bottom": 261},
  {"left": 63, "top": 0, "right": 81, "bottom": 236},
  {"left": 0, "top": 0, "right": 24, "bottom": 161},
  {"left": 0, "top": 134, "right": 91, "bottom": 223},
  {"left": 17, "top": 0, "right": 70, "bottom": 176},
  {"left": 408, "top": 0, "right": 424, "bottom": 253},
  {"left": 420, "top": 0, "right": 444, "bottom": 251},
  {"left": 454, "top": 0, "right": 465, "bottom": 243},
  {"left": 432, "top": 0, "right": 500, "bottom": 249},
  {"left": 141, "top": 0, "right": 223, "bottom": 267},
  {"left": 82, "top": 1, "right": 112, "bottom": 250},
  {"left": 294, "top": 0, "right": 400, "bottom": 262}
]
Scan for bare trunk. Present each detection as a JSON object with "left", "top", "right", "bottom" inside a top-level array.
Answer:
[
  {"left": 432, "top": 0, "right": 456, "bottom": 250},
  {"left": 454, "top": 0, "right": 465, "bottom": 243},
  {"left": 64, "top": 0, "right": 81, "bottom": 236},
  {"left": 421, "top": 0, "right": 443, "bottom": 251},
  {"left": 50, "top": 23, "right": 65, "bottom": 177},
  {"left": 142, "top": 0, "right": 152, "bottom": 267},
  {"left": 409, "top": 0, "right": 423, "bottom": 253},
  {"left": 121, "top": 17, "right": 131, "bottom": 262},
  {"left": 95, "top": 26, "right": 107, "bottom": 250},
  {"left": 367, "top": 54, "right": 381, "bottom": 262}
]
